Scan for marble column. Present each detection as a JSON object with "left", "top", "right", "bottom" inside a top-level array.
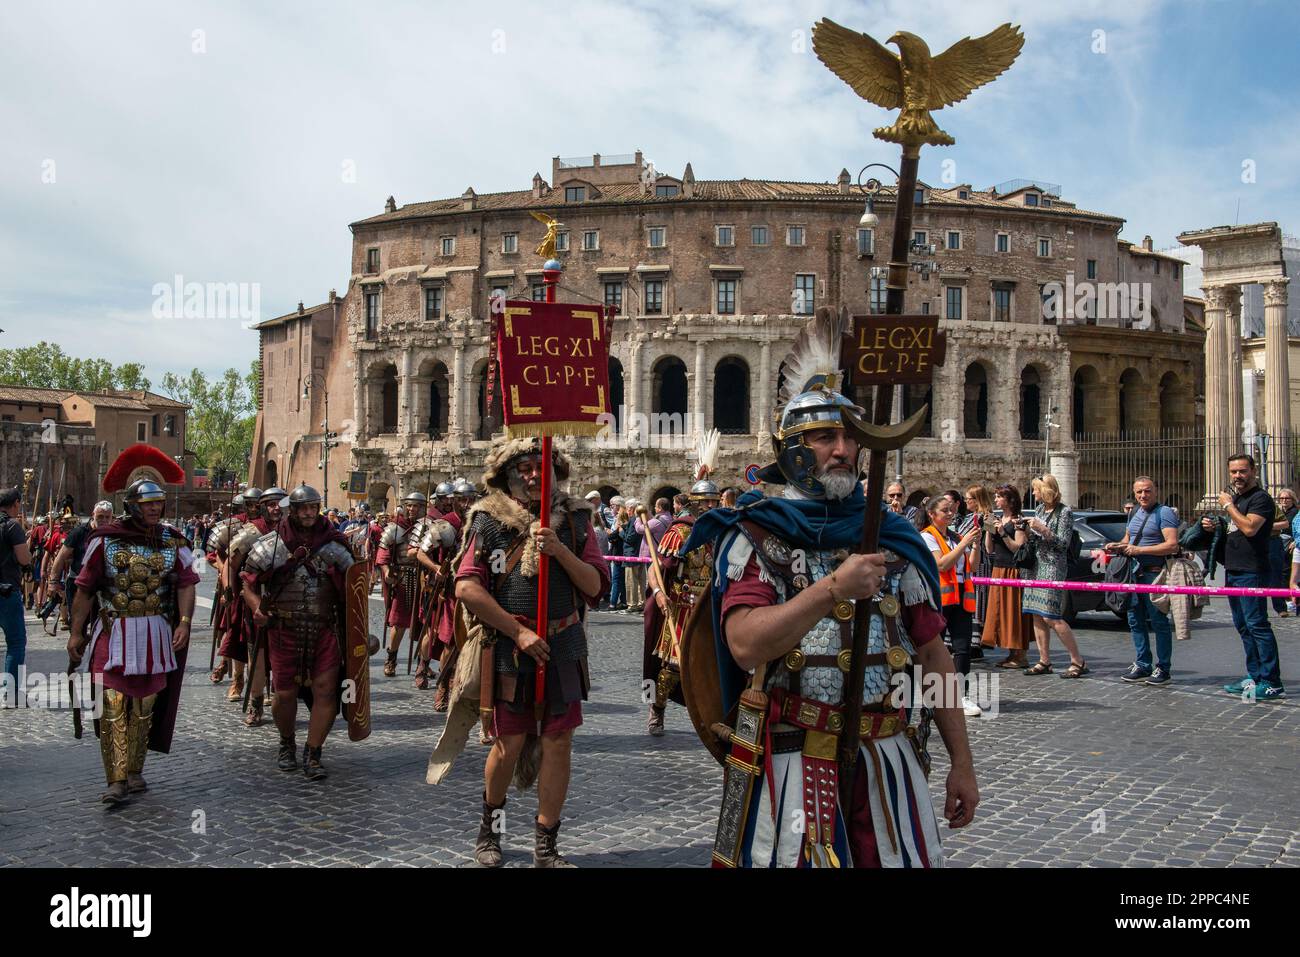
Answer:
[
  {"left": 1049, "top": 450, "right": 1079, "bottom": 509},
  {"left": 757, "top": 339, "right": 771, "bottom": 454},
  {"left": 1264, "top": 278, "right": 1292, "bottom": 490},
  {"left": 1224, "top": 285, "right": 1244, "bottom": 448},
  {"left": 627, "top": 336, "right": 643, "bottom": 447},
  {"left": 352, "top": 367, "right": 365, "bottom": 445},
  {"left": 1202, "top": 286, "right": 1229, "bottom": 500},
  {"left": 449, "top": 344, "right": 465, "bottom": 446},
  {"left": 399, "top": 348, "right": 415, "bottom": 437}
]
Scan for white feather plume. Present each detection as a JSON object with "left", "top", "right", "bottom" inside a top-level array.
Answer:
[
  {"left": 694, "top": 428, "right": 721, "bottom": 480},
  {"left": 777, "top": 305, "right": 850, "bottom": 408}
]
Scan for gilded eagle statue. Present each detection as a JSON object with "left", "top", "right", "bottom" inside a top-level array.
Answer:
[
  {"left": 529, "top": 210, "right": 564, "bottom": 260},
  {"left": 812, "top": 19, "right": 1024, "bottom": 148}
]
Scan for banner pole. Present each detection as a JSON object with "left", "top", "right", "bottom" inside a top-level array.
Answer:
[{"left": 533, "top": 261, "right": 562, "bottom": 725}]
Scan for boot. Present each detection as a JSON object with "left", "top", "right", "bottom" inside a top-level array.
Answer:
[
  {"left": 475, "top": 795, "right": 506, "bottom": 868},
  {"left": 647, "top": 704, "right": 665, "bottom": 737},
  {"left": 533, "top": 818, "right": 575, "bottom": 868},
  {"left": 432, "top": 683, "right": 449, "bottom": 713},
  {"left": 303, "top": 744, "right": 327, "bottom": 781},
  {"left": 383, "top": 650, "right": 398, "bottom": 677},
  {"left": 99, "top": 689, "right": 130, "bottom": 805},
  {"left": 413, "top": 664, "right": 431, "bottom": 691},
  {"left": 244, "top": 695, "right": 265, "bottom": 727},
  {"left": 124, "top": 694, "right": 155, "bottom": 794},
  {"left": 227, "top": 665, "right": 245, "bottom": 702},
  {"left": 276, "top": 736, "right": 298, "bottom": 771}
]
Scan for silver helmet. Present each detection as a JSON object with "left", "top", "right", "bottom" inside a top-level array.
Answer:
[
  {"left": 402, "top": 491, "right": 427, "bottom": 505},
  {"left": 124, "top": 479, "right": 166, "bottom": 521},
  {"left": 260, "top": 486, "right": 287, "bottom": 503},
  {"left": 434, "top": 481, "right": 455, "bottom": 498},
  {"left": 453, "top": 479, "right": 477, "bottom": 498},
  {"left": 287, "top": 484, "right": 322, "bottom": 506},
  {"left": 231, "top": 493, "right": 246, "bottom": 510},
  {"left": 243, "top": 486, "right": 264, "bottom": 503},
  {"left": 689, "top": 478, "right": 721, "bottom": 501}
]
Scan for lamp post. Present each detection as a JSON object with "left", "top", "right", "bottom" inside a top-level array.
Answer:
[{"left": 304, "top": 372, "right": 334, "bottom": 509}]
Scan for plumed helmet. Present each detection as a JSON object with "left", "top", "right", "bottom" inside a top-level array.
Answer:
[
  {"left": 689, "top": 478, "right": 721, "bottom": 501},
  {"left": 260, "top": 486, "right": 287, "bottom": 503},
  {"left": 402, "top": 491, "right": 427, "bottom": 505},
  {"left": 287, "top": 484, "right": 322, "bottom": 506},
  {"left": 434, "top": 481, "right": 455, "bottom": 498},
  {"left": 453, "top": 479, "right": 477, "bottom": 497},
  {"left": 755, "top": 307, "right": 862, "bottom": 500},
  {"left": 243, "top": 486, "right": 264, "bottom": 502},
  {"left": 123, "top": 479, "right": 166, "bottom": 521}
]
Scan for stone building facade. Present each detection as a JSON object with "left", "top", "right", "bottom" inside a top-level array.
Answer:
[{"left": 250, "top": 153, "right": 1204, "bottom": 510}]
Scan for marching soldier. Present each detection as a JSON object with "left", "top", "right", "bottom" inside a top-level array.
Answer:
[
  {"left": 240, "top": 485, "right": 367, "bottom": 779},
  {"left": 227, "top": 487, "right": 286, "bottom": 727},
  {"left": 207, "top": 493, "right": 249, "bottom": 699},
  {"left": 642, "top": 431, "right": 721, "bottom": 737},
  {"left": 406, "top": 500, "right": 458, "bottom": 691},
  {"left": 453, "top": 437, "right": 608, "bottom": 867},
  {"left": 376, "top": 491, "right": 426, "bottom": 677},
  {"left": 67, "top": 445, "right": 196, "bottom": 805},
  {"left": 682, "top": 311, "right": 978, "bottom": 867}
]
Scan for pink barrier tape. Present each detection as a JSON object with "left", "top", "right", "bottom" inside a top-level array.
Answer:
[
  {"left": 970, "top": 576, "right": 1300, "bottom": 600},
  {"left": 604, "top": 556, "right": 652, "bottom": 564}
]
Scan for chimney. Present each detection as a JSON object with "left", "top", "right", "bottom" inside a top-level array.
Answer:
[
  {"left": 682, "top": 162, "right": 695, "bottom": 199},
  {"left": 297, "top": 301, "right": 305, "bottom": 315},
  {"left": 592, "top": 153, "right": 601, "bottom": 168},
  {"left": 532, "top": 172, "right": 546, "bottom": 199},
  {"left": 462, "top": 187, "right": 476, "bottom": 211},
  {"left": 384, "top": 195, "right": 396, "bottom": 213},
  {"left": 329, "top": 288, "right": 337, "bottom": 303},
  {"left": 837, "top": 168, "right": 851, "bottom": 195},
  {"left": 1142, "top": 235, "right": 1153, "bottom": 251}
]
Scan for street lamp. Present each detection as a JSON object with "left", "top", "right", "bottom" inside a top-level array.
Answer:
[{"left": 303, "top": 372, "right": 334, "bottom": 509}]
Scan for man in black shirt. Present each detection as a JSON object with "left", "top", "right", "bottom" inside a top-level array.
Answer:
[
  {"left": 1202, "top": 454, "right": 1285, "bottom": 701},
  {"left": 0, "top": 488, "right": 34, "bottom": 692},
  {"left": 47, "top": 500, "right": 115, "bottom": 615}
]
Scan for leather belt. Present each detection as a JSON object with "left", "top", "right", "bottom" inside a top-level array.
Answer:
[
  {"left": 770, "top": 688, "right": 905, "bottom": 740},
  {"left": 511, "top": 609, "right": 582, "bottom": 637}
]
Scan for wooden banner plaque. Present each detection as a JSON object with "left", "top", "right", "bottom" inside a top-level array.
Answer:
[{"left": 842, "top": 314, "right": 947, "bottom": 385}]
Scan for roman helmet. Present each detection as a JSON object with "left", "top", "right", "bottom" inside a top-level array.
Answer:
[
  {"left": 260, "top": 486, "right": 287, "bottom": 504},
  {"left": 452, "top": 479, "right": 478, "bottom": 500},
  {"left": 100, "top": 442, "right": 185, "bottom": 522},
  {"left": 688, "top": 428, "right": 722, "bottom": 513},
  {"left": 755, "top": 307, "right": 863, "bottom": 500},
  {"left": 434, "top": 481, "right": 455, "bottom": 500},
  {"left": 402, "top": 490, "right": 427, "bottom": 505},
  {"left": 287, "top": 484, "right": 322, "bottom": 507}
]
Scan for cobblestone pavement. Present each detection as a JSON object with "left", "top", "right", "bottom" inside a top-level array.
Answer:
[{"left": 1, "top": 577, "right": 1297, "bottom": 867}]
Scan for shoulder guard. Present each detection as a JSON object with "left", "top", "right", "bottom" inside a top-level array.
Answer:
[
  {"left": 314, "top": 540, "right": 354, "bottom": 571},
  {"left": 244, "top": 532, "right": 290, "bottom": 575},
  {"left": 418, "top": 519, "right": 456, "bottom": 553},
  {"left": 229, "top": 523, "right": 261, "bottom": 559},
  {"left": 379, "top": 522, "right": 405, "bottom": 550},
  {"left": 210, "top": 517, "right": 243, "bottom": 554}
]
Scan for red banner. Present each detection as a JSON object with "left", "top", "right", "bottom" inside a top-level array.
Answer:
[{"left": 496, "top": 299, "right": 611, "bottom": 437}]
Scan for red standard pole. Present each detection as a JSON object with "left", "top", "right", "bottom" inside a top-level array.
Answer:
[{"left": 534, "top": 263, "right": 561, "bottom": 723}]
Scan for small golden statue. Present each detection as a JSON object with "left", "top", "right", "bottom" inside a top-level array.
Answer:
[
  {"left": 812, "top": 20, "right": 1023, "bottom": 148},
  {"left": 529, "top": 210, "right": 565, "bottom": 261}
]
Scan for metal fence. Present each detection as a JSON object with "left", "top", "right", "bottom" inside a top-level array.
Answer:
[{"left": 1038, "top": 427, "right": 1300, "bottom": 514}]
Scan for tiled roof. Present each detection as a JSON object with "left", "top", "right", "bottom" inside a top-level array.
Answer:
[
  {"left": 351, "top": 177, "right": 1124, "bottom": 228},
  {"left": 0, "top": 386, "right": 73, "bottom": 404},
  {"left": 253, "top": 300, "right": 337, "bottom": 330},
  {"left": 73, "top": 390, "right": 189, "bottom": 411}
]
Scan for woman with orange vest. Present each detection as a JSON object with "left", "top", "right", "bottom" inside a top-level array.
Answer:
[{"left": 921, "top": 495, "right": 982, "bottom": 717}]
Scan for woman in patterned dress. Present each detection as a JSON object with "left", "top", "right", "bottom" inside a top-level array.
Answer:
[{"left": 1022, "top": 474, "right": 1088, "bottom": 678}]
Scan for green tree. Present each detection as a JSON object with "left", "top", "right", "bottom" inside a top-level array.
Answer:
[
  {"left": 0, "top": 342, "right": 151, "bottom": 391},
  {"left": 161, "top": 365, "right": 257, "bottom": 479}
]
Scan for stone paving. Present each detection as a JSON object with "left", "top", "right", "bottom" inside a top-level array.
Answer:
[{"left": 1, "top": 579, "right": 1297, "bottom": 867}]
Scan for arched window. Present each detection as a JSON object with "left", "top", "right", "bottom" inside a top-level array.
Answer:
[
  {"left": 1159, "top": 371, "right": 1185, "bottom": 431},
  {"left": 263, "top": 442, "right": 279, "bottom": 488},
  {"left": 369, "top": 363, "right": 399, "bottom": 434},
  {"left": 1020, "top": 367, "right": 1042, "bottom": 439},
  {"left": 1073, "top": 365, "right": 1101, "bottom": 438},
  {"left": 652, "top": 356, "right": 688, "bottom": 441},
  {"left": 901, "top": 384, "right": 933, "bottom": 437},
  {"left": 963, "top": 363, "right": 990, "bottom": 438},
  {"left": 713, "top": 357, "right": 750, "bottom": 434}
]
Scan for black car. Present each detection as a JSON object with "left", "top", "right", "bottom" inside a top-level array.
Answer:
[{"left": 1062, "top": 510, "right": 1131, "bottom": 622}]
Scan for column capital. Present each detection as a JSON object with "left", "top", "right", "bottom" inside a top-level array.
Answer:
[{"left": 1264, "top": 277, "right": 1291, "bottom": 307}]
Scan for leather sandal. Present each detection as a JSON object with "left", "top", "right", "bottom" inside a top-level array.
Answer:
[
  {"left": 1059, "top": 661, "right": 1090, "bottom": 679},
  {"left": 210, "top": 661, "right": 228, "bottom": 684},
  {"left": 244, "top": 695, "right": 265, "bottom": 727},
  {"left": 1023, "top": 660, "right": 1053, "bottom": 676}
]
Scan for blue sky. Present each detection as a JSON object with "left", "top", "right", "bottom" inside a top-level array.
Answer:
[{"left": 1, "top": 0, "right": 1296, "bottom": 385}]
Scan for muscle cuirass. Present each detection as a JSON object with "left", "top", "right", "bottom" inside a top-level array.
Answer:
[
  {"left": 750, "top": 538, "right": 916, "bottom": 708},
  {"left": 98, "top": 535, "right": 181, "bottom": 620},
  {"left": 468, "top": 509, "right": 590, "bottom": 672}
]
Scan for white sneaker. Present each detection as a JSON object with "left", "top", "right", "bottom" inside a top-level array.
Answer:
[{"left": 962, "top": 696, "right": 983, "bottom": 717}]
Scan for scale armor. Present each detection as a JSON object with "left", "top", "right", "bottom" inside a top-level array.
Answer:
[{"left": 98, "top": 531, "right": 185, "bottom": 620}]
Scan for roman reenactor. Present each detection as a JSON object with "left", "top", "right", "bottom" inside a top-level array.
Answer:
[
  {"left": 367, "top": 510, "right": 386, "bottom": 592},
  {"left": 451, "top": 436, "right": 609, "bottom": 868},
  {"left": 642, "top": 430, "right": 721, "bottom": 737},
  {"left": 452, "top": 478, "right": 478, "bottom": 514},
  {"left": 24, "top": 516, "right": 47, "bottom": 609},
  {"left": 376, "top": 491, "right": 425, "bottom": 677},
  {"left": 681, "top": 310, "right": 978, "bottom": 867},
  {"left": 207, "top": 493, "right": 249, "bottom": 698},
  {"left": 406, "top": 501, "right": 458, "bottom": 691},
  {"left": 240, "top": 484, "right": 372, "bottom": 779},
  {"left": 228, "top": 487, "right": 287, "bottom": 727},
  {"left": 66, "top": 444, "right": 197, "bottom": 805}
]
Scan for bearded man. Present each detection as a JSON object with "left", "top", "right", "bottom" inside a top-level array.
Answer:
[
  {"left": 376, "top": 492, "right": 426, "bottom": 677},
  {"left": 453, "top": 438, "right": 608, "bottom": 867}
]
